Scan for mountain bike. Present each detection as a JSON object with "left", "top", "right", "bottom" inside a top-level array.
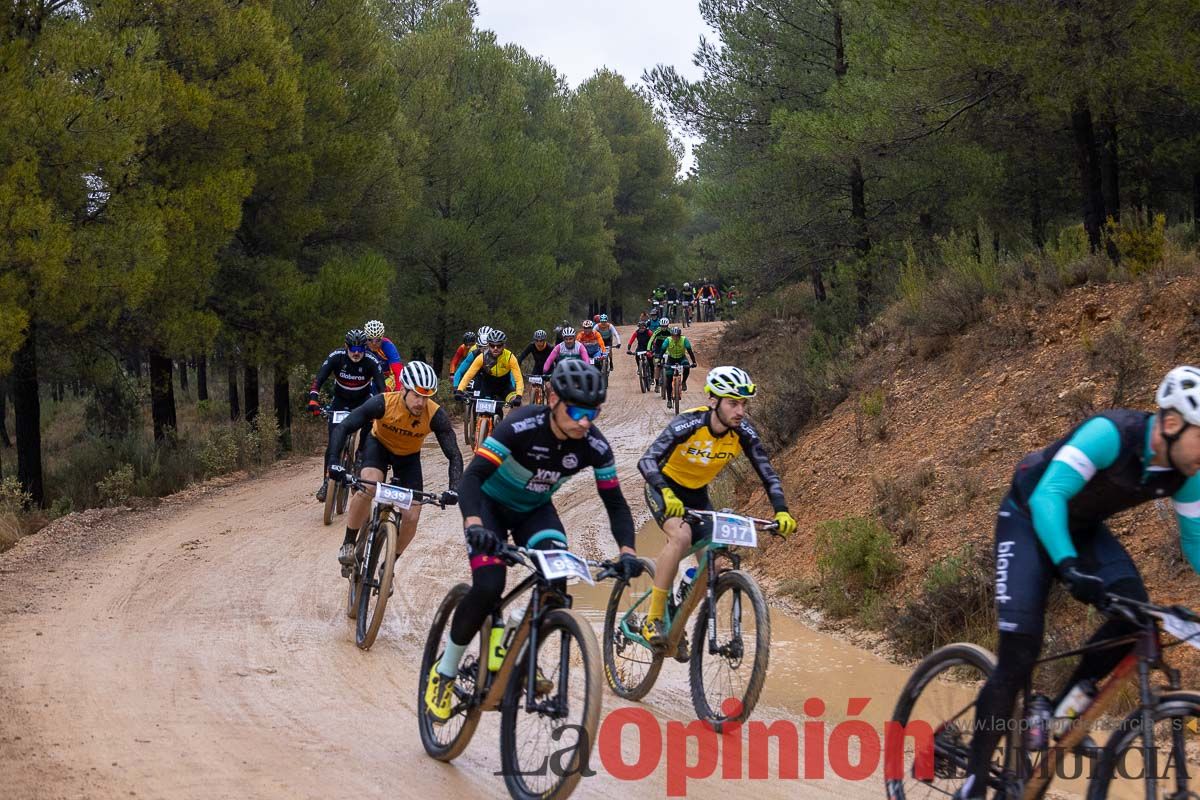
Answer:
[
  {"left": 629, "top": 349, "right": 652, "bottom": 393},
  {"left": 593, "top": 350, "right": 609, "bottom": 391},
  {"left": 700, "top": 296, "right": 716, "bottom": 322},
  {"left": 462, "top": 384, "right": 478, "bottom": 447},
  {"left": 321, "top": 406, "right": 362, "bottom": 526},
  {"left": 528, "top": 374, "right": 547, "bottom": 405},
  {"left": 418, "top": 535, "right": 622, "bottom": 800},
  {"left": 682, "top": 300, "right": 693, "bottom": 327},
  {"left": 469, "top": 393, "right": 508, "bottom": 447},
  {"left": 342, "top": 477, "right": 455, "bottom": 649},
  {"left": 661, "top": 360, "right": 684, "bottom": 414},
  {"left": 884, "top": 594, "right": 1200, "bottom": 800},
  {"left": 602, "top": 509, "right": 780, "bottom": 731}
]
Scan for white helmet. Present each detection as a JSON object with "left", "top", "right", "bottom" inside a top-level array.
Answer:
[
  {"left": 1157, "top": 366, "right": 1200, "bottom": 425},
  {"left": 477, "top": 325, "right": 492, "bottom": 344},
  {"left": 582, "top": 319, "right": 594, "bottom": 329},
  {"left": 705, "top": 366, "right": 757, "bottom": 399},
  {"left": 561, "top": 326, "right": 577, "bottom": 338},
  {"left": 659, "top": 317, "right": 670, "bottom": 327},
  {"left": 400, "top": 361, "right": 438, "bottom": 396},
  {"left": 364, "top": 320, "right": 385, "bottom": 339}
]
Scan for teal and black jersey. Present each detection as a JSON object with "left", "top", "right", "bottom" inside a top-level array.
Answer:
[
  {"left": 456, "top": 405, "right": 634, "bottom": 548},
  {"left": 1010, "top": 409, "right": 1200, "bottom": 569}
]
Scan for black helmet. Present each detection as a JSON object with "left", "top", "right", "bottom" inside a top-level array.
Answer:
[
  {"left": 463, "top": 330, "right": 477, "bottom": 344},
  {"left": 551, "top": 359, "right": 606, "bottom": 407},
  {"left": 345, "top": 329, "right": 368, "bottom": 347}
]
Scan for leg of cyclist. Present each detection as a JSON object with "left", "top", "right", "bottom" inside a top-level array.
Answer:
[
  {"left": 640, "top": 481, "right": 711, "bottom": 646},
  {"left": 338, "top": 435, "right": 389, "bottom": 569}
]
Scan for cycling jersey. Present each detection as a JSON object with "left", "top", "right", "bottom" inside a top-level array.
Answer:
[
  {"left": 461, "top": 406, "right": 633, "bottom": 548},
  {"left": 325, "top": 393, "right": 463, "bottom": 486},
  {"left": 629, "top": 329, "right": 653, "bottom": 352},
  {"left": 647, "top": 329, "right": 670, "bottom": 355},
  {"left": 311, "top": 349, "right": 386, "bottom": 402},
  {"left": 517, "top": 341, "right": 553, "bottom": 376},
  {"left": 366, "top": 337, "right": 404, "bottom": 391},
  {"left": 452, "top": 347, "right": 516, "bottom": 393},
  {"left": 1008, "top": 409, "right": 1200, "bottom": 569},
  {"left": 457, "top": 348, "right": 524, "bottom": 396},
  {"left": 639, "top": 406, "right": 788, "bottom": 512},
  {"left": 663, "top": 335, "right": 694, "bottom": 360},
  {"left": 542, "top": 341, "right": 592, "bottom": 373},
  {"left": 666, "top": 287, "right": 679, "bottom": 302},
  {"left": 576, "top": 329, "right": 606, "bottom": 355},
  {"left": 596, "top": 323, "right": 621, "bottom": 348},
  {"left": 449, "top": 343, "right": 473, "bottom": 374}
]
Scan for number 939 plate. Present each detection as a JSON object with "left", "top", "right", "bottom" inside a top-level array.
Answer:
[
  {"left": 711, "top": 513, "right": 757, "bottom": 548},
  {"left": 532, "top": 549, "right": 594, "bottom": 585},
  {"left": 373, "top": 483, "right": 413, "bottom": 510}
]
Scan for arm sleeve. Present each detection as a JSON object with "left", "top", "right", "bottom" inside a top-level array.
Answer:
[
  {"left": 517, "top": 343, "right": 535, "bottom": 368},
  {"left": 1027, "top": 416, "right": 1121, "bottom": 565},
  {"left": 507, "top": 353, "right": 524, "bottom": 395},
  {"left": 311, "top": 354, "right": 335, "bottom": 393},
  {"left": 543, "top": 345, "right": 560, "bottom": 374},
  {"left": 455, "top": 352, "right": 481, "bottom": 391},
  {"left": 325, "top": 394, "right": 386, "bottom": 467},
  {"left": 382, "top": 339, "right": 402, "bottom": 368},
  {"left": 369, "top": 358, "right": 386, "bottom": 394},
  {"left": 388, "top": 361, "right": 403, "bottom": 391},
  {"left": 738, "top": 425, "right": 788, "bottom": 513},
  {"left": 685, "top": 341, "right": 696, "bottom": 361},
  {"left": 1172, "top": 474, "right": 1200, "bottom": 573},
  {"left": 430, "top": 407, "right": 464, "bottom": 489},
  {"left": 449, "top": 346, "right": 465, "bottom": 373},
  {"left": 610, "top": 327, "right": 622, "bottom": 347}
]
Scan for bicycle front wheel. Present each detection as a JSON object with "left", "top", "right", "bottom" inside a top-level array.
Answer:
[
  {"left": 602, "top": 564, "right": 663, "bottom": 700},
  {"left": 355, "top": 518, "right": 398, "bottom": 649},
  {"left": 689, "top": 569, "right": 769, "bottom": 731},
  {"left": 1087, "top": 690, "right": 1200, "bottom": 800},
  {"left": 499, "top": 607, "right": 602, "bottom": 800}
]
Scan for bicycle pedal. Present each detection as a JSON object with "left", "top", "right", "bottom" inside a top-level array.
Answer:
[
  {"left": 673, "top": 636, "right": 690, "bottom": 663},
  {"left": 340, "top": 563, "right": 353, "bottom": 578}
]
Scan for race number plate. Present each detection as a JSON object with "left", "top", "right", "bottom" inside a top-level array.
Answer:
[
  {"left": 532, "top": 549, "right": 594, "bottom": 585},
  {"left": 331, "top": 410, "right": 350, "bottom": 424},
  {"left": 711, "top": 513, "right": 758, "bottom": 548},
  {"left": 374, "top": 483, "right": 413, "bottom": 510},
  {"left": 475, "top": 398, "right": 498, "bottom": 414},
  {"left": 529, "top": 376, "right": 543, "bottom": 386},
  {"left": 1156, "top": 611, "right": 1200, "bottom": 650}
]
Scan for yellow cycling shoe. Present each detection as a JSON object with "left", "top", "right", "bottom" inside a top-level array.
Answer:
[
  {"left": 425, "top": 662, "right": 457, "bottom": 722},
  {"left": 640, "top": 617, "right": 668, "bottom": 650}
]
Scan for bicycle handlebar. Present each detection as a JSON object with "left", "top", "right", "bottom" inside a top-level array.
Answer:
[
  {"left": 495, "top": 543, "right": 624, "bottom": 581},
  {"left": 683, "top": 507, "right": 782, "bottom": 534},
  {"left": 343, "top": 477, "right": 457, "bottom": 509}
]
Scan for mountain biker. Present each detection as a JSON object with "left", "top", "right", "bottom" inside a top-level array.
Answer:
[
  {"left": 308, "top": 329, "right": 386, "bottom": 502},
  {"left": 661, "top": 326, "right": 697, "bottom": 392},
  {"left": 576, "top": 320, "right": 607, "bottom": 363},
  {"left": 452, "top": 325, "right": 499, "bottom": 390},
  {"left": 542, "top": 327, "right": 592, "bottom": 373},
  {"left": 327, "top": 361, "right": 464, "bottom": 572},
  {"left": 455, "top": 328, "right": 523, "bottom": 409},
  {"left": 636, "top": 366, "right": 798, "bottom": 650},
  {"left": 516, "top": 330, "right": 553, "bottom": 382},
  {"left": 627, "top": 322, "right": 655, "bottom": 380},
  {"left": 646, "top": 318, "right": 672, "bottom": 384},
  {"left": 595, "top": 315, "right": 622, "bottom": 370},
  {"left": 954, "top": 365, "right": 1200, "bottom": 800},
  {"left": 424, "top": 360, "right": 645, "bottom": 720},
  {"left": 364, "top": 320, "right": 404, "bottom": 391},
  {"left": 449, "top": 331, "right": 477, "bottom": 374}
]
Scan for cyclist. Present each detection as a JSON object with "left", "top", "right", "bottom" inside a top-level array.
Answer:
[
  {"left": 955, "top": 365, "right": 1200, "bottom": 800},
  {"left": 517, "top": 330, "right": 553, "bottom": 400},
  {"left": 646, "top": 317, "right": 672, "bottom": 385},
  {"left": 424, "top": 360, "right": 645, "bottom": 720},
  {"left": 660, "top": 325, "right": 697, "bottom": 392},
  {"left": 327, "top": 361, "right": 463, "bottom": 572},
  {"left": 595, "top": 314, "right": 621, "bottom": 371},
  {"left": 449, "top": 331, "right": 477, "bottom": 374},
  {"left": 636, "top": 366, "right": 798, "bottom": 650},
  {"left": 627, "top": 321, "right": 655, "bottom": 381},
  {"left": 451, "top": 325, "right": 495, "bottom": 390},
  {"left": 455, "top": 328, "right": 524, "bottom": 410},
  {"left": 553, "top": 319, "right": 571, "bottom": 345},
  {"left": 364, "top": 320, "right": 404, "bottom": 391},
  {"left": 576, "top": 320, "right": 607, "bottom": 363},
  {"left": 542, "top": 326, "right": 592, "bottom": 373},
  {"left": 308, "top": 329, "right": 386, "bottom": 503},
  {"left": 665, "top": 284, "right": 680, "bottom": 319}
]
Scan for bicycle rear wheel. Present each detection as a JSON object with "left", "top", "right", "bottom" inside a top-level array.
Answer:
[
  {"left": 689, "top": 569, "right": 769, "bottom": 731},
  {"left": 500, "top": 608, "right": 602, "bottom": 800},
  {"left": 418, "top": 583, "right": 485, "bottom": 762},
  {"left": 355, "top": 517, "right": 398, "bottom": 649},
  {"left": 1087, "top": 691, "right": 1200, "bottom": 800}
]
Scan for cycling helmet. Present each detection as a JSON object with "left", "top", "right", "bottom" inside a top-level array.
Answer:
[
  {"left": 477, "top": 325, "right": 492, "bottom": 344},
  {"left": 400, "top": 361, "right": 438, "bottom": 396},
  {"left": 669, "top": 325, "right": 682, "bottom": 336},
  {"left": 1157, "top": 366, "right": 1200, "bottom": 425},
  {"left": 659, "top": 317, "right": 670, "bottom": 327},
  {"left": 533, "top": 329, "right": 548, "bottom": 342},
  {"left": 487, "top": 329, "right": 507, "bottom": 346},
  {"left": 599, "top": 314, "right": 608, "bottom": 323},
  {"left": 463, "top": 331, "right": 477, "bottom": 344},
  {"left": 364, "top": 320, "right": 385, "bottom": 339},
  {"left": 705, "top": 366, "right": 757, "bottom": 399},
  {"left": 683, "top": 282, "right": 690, "bottom": 288},
  {"left": 345, "top": 329, "right": 367, "bottom": 347},
  {"left": 551, "top": 359, "right": 606, "bottom": 407},
  {"left": 637, "top": 321, "right": 647, "bottom": 329},
  {"left": 582, "top": 320, "right": 594, "bottom": 329},
  {"left": 561, "top": 326, "right": 577, "bottom": 338}
]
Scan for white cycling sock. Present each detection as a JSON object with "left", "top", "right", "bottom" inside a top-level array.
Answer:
[{"left": 438, "top": 640, "right": 467, "bottom": 678}]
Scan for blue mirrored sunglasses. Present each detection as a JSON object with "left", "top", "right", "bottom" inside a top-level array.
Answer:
[
  {"left": 565, "top": 404, "right": 600, "bottom": 422},
  {"left": 348, "top": 346, "right": 366, "bottom": 353}
]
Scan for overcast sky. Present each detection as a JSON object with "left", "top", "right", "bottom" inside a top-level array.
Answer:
[{"left": 474, "top": 0, "right": 709, "bottom": 172}]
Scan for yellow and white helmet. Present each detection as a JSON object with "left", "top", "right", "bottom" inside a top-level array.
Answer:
[{"left": 705, "top": 366, "right": 757, "bottom": 399}]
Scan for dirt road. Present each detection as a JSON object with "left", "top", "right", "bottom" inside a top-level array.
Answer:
[{"left": 0, "top": 323, "right": 918, "bottom": 799}]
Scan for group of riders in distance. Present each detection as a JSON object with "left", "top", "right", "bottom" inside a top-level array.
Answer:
[{"left": 302, "top": 302, "right": 1200, "bottom": 799}]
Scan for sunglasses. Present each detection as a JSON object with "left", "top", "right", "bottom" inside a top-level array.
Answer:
[
  {"left": 348, "top": 346, "right": 365, "bottom": 354},
  {"left": 564, "top": 404, "right": 600, "bottom": 422},
  {"left": 410, "top": 385, "right": 436, "bottom": 397},
  {"left": 488, "top": 343, "right": 504, "bottom": 350}
]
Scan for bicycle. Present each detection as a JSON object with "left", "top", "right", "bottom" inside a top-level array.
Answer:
[
  {"left": 528, "top": 374, "right": 546, "bottom": 405},
  {"left": 884, "top": 594, "right": 1200, "bottom": 800},
  {"left": 418, "top": 535, "right": 622, "bottom": 800},
  {"left": 700, "top": 296, "right": 716, "bottom": 322},
  {"left": 629, "top": 349, "right": 652, "bottom": 394},
  {"left": 342, "top": 477, "right": 455, "bottom": 649},
  {"left": 465, "top": 392, "right": 508, "bottom": 447},
  {"left": 593, "top": 350, "right": 609, "bottom": 391},
  {"left": 320, "top": 406, "right": 362, "bottom": 526},
  {"left": 602, "top": 509, "right": 781, "bottom": 730},
  {"left": 462, "top": 384, "right": 478, "bottom": 447},
  {"left": 661, "top": 360, "right": 684, "bottom": 414},
  {"left": 682, "top": 300, "right": 693, "bottom": 328}
]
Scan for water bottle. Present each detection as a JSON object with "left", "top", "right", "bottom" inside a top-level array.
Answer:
[
  {"left": 1052, "top": 679, "right": 1097, "bottom": 737},
  {"left": 676, "top": 566, "right": 697, "bottom": 606},
  {"left": 487, "top": 613, "right": 506, "bottom": 672},
  {"left": 1024, "top": 694, "right": 1053, "bottom": 751}
]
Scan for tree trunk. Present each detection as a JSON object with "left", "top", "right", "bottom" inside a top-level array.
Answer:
[
  {"left": 148, "top": 349, "right": 177, "bottom": 442},
  {"left": 125, "top": 348, "right": 142, "bottom": 380},
  {"left": 1031, "top": 176, "right": 1046, "bottom": 250},
  {"left": 1099, "top": 119, "right": 1119, "bottom": 223},
  {"left": 12, "top": 325, "right": 43, "bottom": 506},
  {"left": 244, "top": 364, "right": 259, "bottom": 424},
  {"left": 178, "top": 359, "right": 189, "bottom": 395},
  {"left": 850, "top": 158, "right": 871, "bottom": 316},
  {"left": 811, "top": 265, "right": 827, "bottom": 302},
  {"left": 0, "top": 380, "right": 11, "bottom": 448},
  {"left": 1070, "top": 101, "right": 1106, "bottom": 252},
  {"left": 431, "top": 261, "right": 449, "bottom": 375},
  {"left": 197, "top": 354, "right": 208, "bottom": 402},
  {"left": 273, "top": 363, "right": 291, "bottom": 451},
  {"left": 1193, "top": 171, "right": 1199, "bottom": 237},
  {"left": 227, "top": 359, "right": 241, "bottom": 421}
]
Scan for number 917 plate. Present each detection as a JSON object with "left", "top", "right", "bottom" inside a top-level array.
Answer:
[{"left": 711, "top": 513, "right": 757, "bottom": 547}]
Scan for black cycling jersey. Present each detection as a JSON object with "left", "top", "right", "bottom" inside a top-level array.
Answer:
[
  {"left": 459, "top": 404, "right": 635, "bottom": 549},
  {"left": 666, "top": 287, "right": 679, "bottom": 302},
  {"left": 629, "top": 328, "right": 653, "bottom": 352},
  {"left": 517, "top": 341, "right": 554, "bottom": 376},
  {"left": 311, "top": 348, "right": 386, "bottom": 403}
]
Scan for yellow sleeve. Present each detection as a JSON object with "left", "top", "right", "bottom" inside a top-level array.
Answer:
[
  {"left": 457, "top": 355, "right": 483, "bottom": 391},
  {"left": 508, "top": 354, "right": 524, "bottom": 395}
]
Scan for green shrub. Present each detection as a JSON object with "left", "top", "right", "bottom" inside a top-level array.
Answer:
[
  {"left": 891, "top": 545, "right": 995, "bottom": 658},
  {"left": 1106, "top": 213, "right": 1165, "bottom": 276},
  {"left": 97, "top": 464, "right": 136, "bottom": 506},
  {"left": 814, "top": 516, "right": 901, "bottom": 622}
]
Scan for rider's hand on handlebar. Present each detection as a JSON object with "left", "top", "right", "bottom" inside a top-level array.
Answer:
[
  {"left": 773, "top": 511, "right": 797, "bottom": 538},
  {"left": 308, "top": 400, "right": 322, "bottom": 416},
  {"left": 660, "top": 487, "right": 685, "bottom": 518},
  {"left": 615, "top": 553, "right": 646, "bottom": 581},
  {"left": 1058, "top": 558, "right": 1106, "bottom": 607},
  {"left": 440, "top": 490, "right": 459, "bottom": 507},
  {"left": 465, "top": 524, "right": 502, "bottom": 556},
  {"left": 328, "top": 463, "right": 349, "bottom": 484},
  {"left": 453, "top": 390, "right": 466, "bottom": 403}
]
